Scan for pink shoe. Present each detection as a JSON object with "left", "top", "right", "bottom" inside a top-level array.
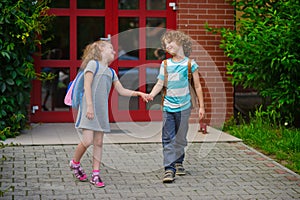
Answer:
[
  {"left": 69, "top": 160, "right": 87, "bottom": 181},
  {"left": 90, "top": 174, "right": 105, "bottom": 188}
]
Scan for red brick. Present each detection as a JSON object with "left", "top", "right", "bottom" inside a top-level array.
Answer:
[
  {"left": 208, "top": 10, "right": 226, "bottom": 15},
  {"left": 217, "top": 15, "right": 234, "bottom": 19},
  {"left": 255, "top": 157, "right": 267, "bottom": 161},
  {"left": 285, "top": 176, "right": 299, "bottom": 181},
  {"left": 189, "top": 9, "right": 207, "bottom": 15},
  {"left": 208, "top": 0, "right": 228, "bottom": 3},
  {"left": 265, "top": 163, "right": 275, "bottom": 167},
  {"left": 217, "top": 5, "right": 234, "bottom": 9},
  {"left": 189, "top": 0, "right": 207, "bottom": 3},
  {"left": 235, "top": 145, "right": 246, "bottom": 150},
  {"left": 178, "top": 4, "right": 199, "bottom": 9},
  {"left": 198, "top": 5, "right": 217, "bottom": 9},
  {"left": 179, "top": 14, "right": 199, "bottom": 19},
  {"left": 274, "top": 169, "right": 287, "bottom": 174}
]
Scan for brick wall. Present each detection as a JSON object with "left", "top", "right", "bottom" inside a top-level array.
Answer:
[{"left": 177, "top": 0, "right": 235, "bottom": 127}]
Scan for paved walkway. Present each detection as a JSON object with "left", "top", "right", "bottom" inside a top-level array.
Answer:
[{"left": 1, "top": 123, "right": 300, "bottom": 199}]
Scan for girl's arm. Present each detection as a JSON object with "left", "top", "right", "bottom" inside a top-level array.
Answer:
[
  {"left": 113, "top": 80, "right": 149, "bottom": 102},
  {"left": 84, "top": 71, "right": 94, "bottom": 120},
  {"left": 192, "top": 69, "right": 205, "bottom": 119}
]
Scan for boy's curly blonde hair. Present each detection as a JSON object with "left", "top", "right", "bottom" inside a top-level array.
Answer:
[{"left": 161, "top": 30, "right": 192, "bottom": 57}]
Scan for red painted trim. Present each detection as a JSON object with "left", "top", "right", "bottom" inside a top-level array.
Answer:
[{"left": 31, "top": 0, "right": 175, "bottom": 123}]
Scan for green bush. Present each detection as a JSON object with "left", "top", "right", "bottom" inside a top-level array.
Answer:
[
  {"left": 0, "top": 0, "right": 53, "bottom": 139},
  {"left": 207, "top": 0, "right": 300, "bottom": 125}
]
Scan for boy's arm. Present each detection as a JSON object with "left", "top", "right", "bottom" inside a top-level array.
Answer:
[
  {"left": 149, "top": 79, "right": 164, "bottom": 100},
  {"left": 113, "top": 80, "right": 149, "bottom": 102},
  {"left": 192, "top": 69, "right": 205, "bottom": 119}
]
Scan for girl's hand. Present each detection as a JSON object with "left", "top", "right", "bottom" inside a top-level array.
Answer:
[{"left": 86, "top": 105, "right": 94, "bottom": 120}]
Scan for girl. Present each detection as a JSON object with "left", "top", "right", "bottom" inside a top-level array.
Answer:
[{"left": 69, "top": 40, "right": 148, "bottom": 188}]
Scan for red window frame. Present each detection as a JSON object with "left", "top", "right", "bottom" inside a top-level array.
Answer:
[{"left": 30, "top": 0, "right": 176, "bottom": 123}]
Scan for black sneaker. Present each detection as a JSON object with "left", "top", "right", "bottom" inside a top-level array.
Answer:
[
  {"left": 163, "top": 170, "right": 175, "bottom": 183},
  {"left": 175, "top": 163, "right": 186, "bottom": 176}
]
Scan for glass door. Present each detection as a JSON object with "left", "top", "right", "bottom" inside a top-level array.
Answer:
[{"left": 30, "top": 0, "right": 176, "bottom": 123}]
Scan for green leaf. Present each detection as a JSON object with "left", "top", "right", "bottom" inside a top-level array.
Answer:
[
  {"left": 1, "top": 51, "right": 10, "bottom": 59},
  {"left": 0, "top": 83, "right": 6, "bottom": 93},
  {"left": 0, "top": 109, "right": 7, "bottom": 117},
  {"left": 6, "top": 79, "right": 14, "bottom": 85},
  {"left": 15, "top": 79, "right": 23, "bottom": 86}
]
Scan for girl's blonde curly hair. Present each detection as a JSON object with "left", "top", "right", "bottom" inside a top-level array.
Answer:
[
  {"left": 161, "top": 30, "right": 192, "bottom": 57},
  {"left": 80, "top": 40, "right": 109, "bottom": 69}
]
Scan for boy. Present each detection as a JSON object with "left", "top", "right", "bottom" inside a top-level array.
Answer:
[{"left": 147, "top": 30, "right": 205, "bottom": 183}]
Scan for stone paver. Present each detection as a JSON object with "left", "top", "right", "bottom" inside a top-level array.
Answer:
[{"left": 0, "top": 142, "right": 299, "bottom": 199}]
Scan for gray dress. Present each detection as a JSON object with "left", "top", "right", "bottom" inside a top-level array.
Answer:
[{"left": 75, "top": 60, "right": 118, "bottom": 132}]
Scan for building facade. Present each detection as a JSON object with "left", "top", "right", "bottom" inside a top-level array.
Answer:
[{"left": 30, "top": 0, "right": 234, "bottom": 127}]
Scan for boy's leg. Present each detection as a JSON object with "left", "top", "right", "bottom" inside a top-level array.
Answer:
[
  {"left": 162, "top": 111, "right": 177, "bottom": 172},
  {"left": 174, "top": 108, "right": 191, "bottom": 174}
]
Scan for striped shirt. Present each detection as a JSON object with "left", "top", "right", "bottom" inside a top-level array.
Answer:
[{"left": 157, "top": 57, "right": 199, "bottom": 112}]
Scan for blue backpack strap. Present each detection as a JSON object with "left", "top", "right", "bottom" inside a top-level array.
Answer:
[
  {"left": 109, "top": 68, "right": 114, "bottom": 80},
  {"left": 94, "top": 60, "right": 99, "bottom": 76}
]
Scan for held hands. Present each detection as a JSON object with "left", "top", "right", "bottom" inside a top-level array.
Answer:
[
  {"left": 136, "top": 92, "right": 154, "bottom": 102},
  {"left": 145, "top": 94, "right": 153, "bottom": 102},
  {"left": 138, "top": 92, "right": 205, "bottom": 120}
]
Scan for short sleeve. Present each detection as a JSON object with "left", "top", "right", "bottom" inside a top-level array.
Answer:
[
  {"left": 157, "top": 61, "right": 165, "bottom": 80},
  {"left": 191, "top": 59, "right": 199, "bottom": 73},
  {"left": 84, "top": 60, "right": 98, "bottom": 74}
]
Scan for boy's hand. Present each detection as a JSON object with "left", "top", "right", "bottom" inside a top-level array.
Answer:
[
  {"left": 137, "top": 92, "right": 150, "bottom": 102},
  {"left": 199, "top": 107, "right": 205, "bottom": 119},
  {"left": 146, "top": 94, "right": 154, "bottom": 101}
]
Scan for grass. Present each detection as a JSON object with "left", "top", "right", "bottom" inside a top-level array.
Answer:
[{"left": 223, "top": 111, "right": 300, "bottom": 174}]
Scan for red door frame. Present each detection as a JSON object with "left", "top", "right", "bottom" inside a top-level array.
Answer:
[{"left": 30, "top": 0, "right": 176, "bottom": 123}]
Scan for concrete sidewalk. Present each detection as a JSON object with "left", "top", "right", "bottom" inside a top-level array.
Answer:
[
  {"left": 3, "top": 122, "right": 241, "bottom": 145},
  {"left": 1, "top": 123, "right": 300, "bottom": 199}
]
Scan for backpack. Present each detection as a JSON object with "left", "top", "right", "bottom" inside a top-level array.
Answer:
[
  {"left": 64, "top": 61, "right": 114, "bottom": 109},
  {"left": 161, "top": 58, "right": 198, "bottom": 108}
]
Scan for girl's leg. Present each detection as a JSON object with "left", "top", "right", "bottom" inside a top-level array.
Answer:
[
  {"left": 73, "top": 129, "right": 94, "bottom": 162},
  {"left": 70, "top": 129, "right": 93, "bottom": 181},
  {"left": 90, "top": 131, "right": 105, "bottom": 188},
  {"left": 92, "top": 131, "right": 104, "bottom": 170}
]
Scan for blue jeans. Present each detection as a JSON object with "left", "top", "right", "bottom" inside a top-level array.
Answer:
[{"left": 162, "top": 107, "right": 191, "bottom": 172}]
